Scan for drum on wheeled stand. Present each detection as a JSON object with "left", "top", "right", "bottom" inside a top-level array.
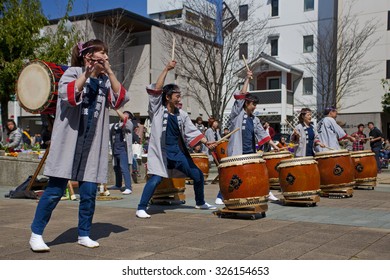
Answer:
[
  {"left": 277, "top": 157, "right": 321, "bottom": 206},
  {"left": 350, "top": 150, "right": 377, "bottom": 190},
  {"left": 215, "top": 153, "right": 269, "bottom": 219},
  {"left": 151, "top": 178, "right": 186, "bottom": 205},
  {"left": 315, "top": 149, "right": 355, "bottom": 198}
]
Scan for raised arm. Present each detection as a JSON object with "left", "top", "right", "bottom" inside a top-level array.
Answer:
[
  {"left": 156, "top": 61, "right": 176, "bottom": 90},
  {"left": 240, "top": 70, "right": 253, "bottom": 94}
]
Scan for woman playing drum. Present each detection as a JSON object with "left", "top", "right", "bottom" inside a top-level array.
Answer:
[
  {"left": 29, "top": 39, "right": 129, "bottom": 252},
  {"left": 290, "top": 108, "right": 325, "bottom": 157},
  {"left": 215, "top": 70, "right": 279, "bottom": 204}
]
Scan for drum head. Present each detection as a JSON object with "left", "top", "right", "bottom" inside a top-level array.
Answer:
[
  {"left": 315, "top": 149, "right": 350, "bottom": 158},
  {"left": 277, "top": 156, "right": 317, "bottom": 169},
  {"left": 190, "top": 153, "right": 208, "bottom": 159},
  {"left": 17, "top": 61, "right": 53, "bottom": 113}
]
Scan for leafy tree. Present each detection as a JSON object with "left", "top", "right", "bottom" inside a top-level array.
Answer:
[
  {"left": 0, "top": 0, "right": 79, "bottom": 132},
  {"left": 0, "top": 0, "right": 48, "bottom": 127}
]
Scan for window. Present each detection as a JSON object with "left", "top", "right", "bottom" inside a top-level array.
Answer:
[
  {"left": 268, "top": 78, "right": 280, "bottom": 90},
  {"left": 304, "top": 0, "right": 314, "bottom": 11},
  {"left": 271, "top": 0, "right": 279, "bottom": 17},
  {"left": 303, "top": 35, "right": 314, "bottom": 53},
  {"left": 239, "top": 5, "right": 248, "bottom": 21},
  {"left": 387, "top": 60, "right": 390, "bottom": 79},
  {"left": 303, "top": 77, "right": 313, "bottom": 95},
  {"left": 239, "top": 43, "right": 248, "bottom": 60},
  {"left": 388, "top": 11, "right": 390, "bottom": 30},
  {"left": 270, "top": 38, "right": 278, "bottom": 56}
]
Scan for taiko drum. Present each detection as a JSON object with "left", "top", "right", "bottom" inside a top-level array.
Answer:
[
  {"left": 315, "top": 149, "right": 355, "bottom": 191},
  {"left": 16, "top": 60, "right": 68, "bottom": 115},
  {"left": 218, "top": 153, "right": 269, "bottom": 209},
  {"left": 350, "top": 150, "right": 377, "bottom": 186},
  {"left": 190, "top": 153, "right": 209, "bottom": 179},
  {"left": 262, "top": 150, "right": 293, "bottom": 187},
  {"left": 153, "top": 178, "right": 186, "bottom": 196},
  {"left": 215, "top": 140, "right": 228, "bottom": 162},
  {"left": 277, "top": 157, "right": 321, "bottom": 200}
]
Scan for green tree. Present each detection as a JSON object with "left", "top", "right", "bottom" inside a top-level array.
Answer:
[
  {"left": 0, "top": 0, "right": 48, "bottom": 127},
  {"left": 0, "top": 0, "right": 79, "bottom": 131}
]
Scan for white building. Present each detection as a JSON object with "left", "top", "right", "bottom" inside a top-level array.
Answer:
[{"left": 148, "top": 0, "right": 390, "bottom": 138}]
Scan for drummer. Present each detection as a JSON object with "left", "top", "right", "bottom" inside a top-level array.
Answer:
[
  {"left": 290, "top": 108, "right": 325, "bottom": 157},
  {"left": 135, "top": 60, "right": 217, "bottom": 219},
  {"left": 316, "top": 106, "right": 355, "bottom": 151},
  {"left": 215, "top": 70, "right": 279, "bottom": 204},
  {"left": 205, "top": 118, "right": 221, "bottom": 164}
]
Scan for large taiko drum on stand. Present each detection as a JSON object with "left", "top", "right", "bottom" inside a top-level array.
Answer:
[
  {"left": 350, "top": 150, "right": 377, "bottom": 189},
  {"left": 151, "top": 178, "right": 186, "bottom": 204},
  {"left": 277, "top": 157, "right": 321, "bottom": 205},
  {"left": 218, "top": 153, "right": 269, "bottom": 210},
  {"left": 190, "top": 153, "right": 209, "bottom": 179},
  {"left": 16, "top": 60, "right": 68, "bottom": 114},
  {"left": 215, "top": 140, "right": 228, "bottom": 162},
  {"left": 315, "top": 149, "right": 355, "bottom": 197},
  {"left": 263, "top": 150, "right": 293, "bottom": 188}
]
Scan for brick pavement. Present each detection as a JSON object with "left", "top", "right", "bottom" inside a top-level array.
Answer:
[{"left": 1, "top": 168, "right": 390, "bottom": 260}]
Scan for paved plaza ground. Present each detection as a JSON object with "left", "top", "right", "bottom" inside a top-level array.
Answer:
[{"left": 1, "top": 167, "right": 390, "bottom": 261}]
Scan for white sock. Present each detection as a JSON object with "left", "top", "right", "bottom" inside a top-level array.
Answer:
[
  {"left": 29, "top": 233, "right": 50, "bottom": 252},
  {"left": 78, "top": 236, "right": 99, "bottom": 248}
]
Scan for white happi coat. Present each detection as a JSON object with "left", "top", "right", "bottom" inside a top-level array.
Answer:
[
  {"left": 316, "top": 116, "right": 347, "bottom": 152},
  {"left": 290, "top": 123, "right": 320, "bottom": 157},
  {"left": 44, "top": 67, "right": 129, "bottom": 183},
  {"left": 146, "top": 84, "right": 204, "bottom": 178},
  {"left": 228, "top": 92, "right": 271, "bottom": 156}
]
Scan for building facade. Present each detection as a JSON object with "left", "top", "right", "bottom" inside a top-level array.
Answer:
[{"left": 148, "top": 0, "right": 390, "bottom": 138}]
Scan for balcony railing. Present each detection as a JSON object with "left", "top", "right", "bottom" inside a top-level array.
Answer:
[{"left": 250, "top": 89, "right": 294, "bottom": 105}]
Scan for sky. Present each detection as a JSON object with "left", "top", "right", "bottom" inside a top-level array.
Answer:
[{"left": 40, "top": 0, "right": 148, "bottom": 19}]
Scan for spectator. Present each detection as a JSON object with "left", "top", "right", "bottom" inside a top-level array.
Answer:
[
  {"left": 351, "top": 124, "right": 367, "bottom": 151},
  {"left": 368, "top": 122, "right": 383, "bottom": 173},
  {"left": 5, "top": 119, "right": 23, "bottom": 150}
]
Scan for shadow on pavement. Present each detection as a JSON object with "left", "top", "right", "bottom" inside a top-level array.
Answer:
[{"left": 47, "top": 223, "right": 128, "bottom": 246}]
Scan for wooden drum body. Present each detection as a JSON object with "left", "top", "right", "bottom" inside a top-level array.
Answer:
[
  {"left": 152, "top": 178, "right": 186, "bottom": 204},
  {"left": 16, "top": 60, "right": 68, "bottom": 114},
  {"left": 350, "top": 150, "right": 377, "bottom": 187},
  {"left": 215, "top": 140, "right": 228, "bottom": 162},
  {"left": 190, "top": 153, "right": 209, "bottom": 179},
  {"left": 315, "top": 150, "right": 355, "bottom": 197},
  {"left": 218, "top": 154, "right": 269, "bottom": 210},
  {"left": 278, "top": 157, "right": 321, "bottom": 202},
  {"left": 263, "top": 151, "right": 293, "bottom": 188}
]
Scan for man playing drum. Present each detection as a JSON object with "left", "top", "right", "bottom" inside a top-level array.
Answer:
[
  {"left": 215, "top": 70, "right": 279, "bottom": 204},
  {"left": 316, "top": 106, "right": 355, "bottom": 151},
  {"left": 135, "top": 60, "right": 217, "bottom": 219}
]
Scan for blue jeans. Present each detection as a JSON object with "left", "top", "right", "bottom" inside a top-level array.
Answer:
[
  {"left": 132, "top": 156, "right": 138, "bottom": 172},
  {"left": 137, "top": 153, "right": 205, "bottom": 210},
  {"left": 113, "top": 152, "right": 132, "bottom": 190},
  {"left": 372, "top": 146, "right": 382, "bottom": 172},
  {"left": 31, "top": 177, "right": 97, "bottom": 237}
]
